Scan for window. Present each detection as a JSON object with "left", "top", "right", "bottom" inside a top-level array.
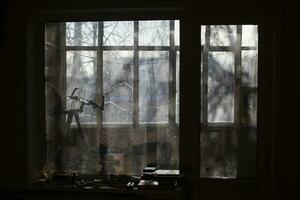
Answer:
[
  {"left": 45, "top": 20, "right": 259, "bottom": 180},
  {"left": 45, "top": 20, "right": 180, "bottom": 175},
  {"left": 200, "top": 25, "right": 258, "bottom": 178}
]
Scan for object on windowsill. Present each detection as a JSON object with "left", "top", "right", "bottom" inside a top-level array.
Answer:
[
  {"left": 125, "top": 175, "right": 141, "bottom": 189},
  {"left": 139, "top": 168, "right": 181, "bottom": 189},
  {"left": 141, "top": 167, "right": 157, "bottom": 180},
  {"left": 137, "top": 167, "right": 179, "bottom": 189},
  {"left": 51, "top": 171, "right": 78, "bottom": 185},
  {"left": 35, "top": 166, "right": 50, "bottom": 185},
  {"left": 108, "top": 174, "right": 131, "bottom": 187},
  {"left": 137, "top": 179, "right": 159, "bottom": 189}
]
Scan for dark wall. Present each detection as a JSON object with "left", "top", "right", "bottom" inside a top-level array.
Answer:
[
  {"left": 281, "top": 1, "right": 300, "bottom": 199},
  {"left": 1, "top": 0, "right": 299, "bottom": 199},
  {"left": 0, "top": 0, "right": 28, "bottom": 189}
]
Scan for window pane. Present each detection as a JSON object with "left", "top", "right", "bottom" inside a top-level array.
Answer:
[
  {"left": 237, "top": 129, "right": 257, "bottom": 177},
  {"left": 103, "top": 21, "right": 134, "bottom": 46},
  {"left": 139, "top": 51, "right": 169, "bottom": 123},
  {"left": 242, "top": 50, "right": 258, "bottom": 87},
  {"left": 103, "top": 51, "right": 134, "bottom": 124},
  {"left": 139, "top": 21, "right": 170, "bottom": 46},
  {"left": 208, "top": 52, "right": 235, "bottom": 123},
  {"left": 66, "top": 22, "right": 98, "bottom": 46},
  {"left": 200, "top": 129, "right": 257, "bottom": 178},
  {"left": 201, "top": 25, "right": 258, "bottom": 178},
  {"left": 210, "top": 25, "right": 237, "bottom": 46},
  {"left": 200, "top": 130, "right": 237, "bottom": 178},
  {"left": 103, "top": 126, "right": 179, "bottom": 175},
  {"left": 242, "top": 25, "right": 258, "bottom": 47},
  {"left": 66, "top": 51, "right": 97, "bottom": 123}
]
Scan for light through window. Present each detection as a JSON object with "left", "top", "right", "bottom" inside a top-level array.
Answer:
[{"left": 45, "top": 20, "right": 180, "bottom": 175}]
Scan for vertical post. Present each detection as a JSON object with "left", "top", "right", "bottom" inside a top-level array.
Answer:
[
  {"left": 202, "top": 25, "right": 210, "bottom": 132},
  {"left": 54, "top": 22, "right": 66, "bottom": 172},
  {"left": 235, "top": 25, "right": 242, "bottom": 177},
  {"left": 60, "top": 23, "right": 66, "bottom": 112},
  {"left": 180, "top": 17, "right": 201, "bottom": 200},
  {"left": 98, "top": 21, "right": 106, "bottom": 174},
  {"left": 133, "top": 21, "right": 139, "bottom": 129},
  {"left": 200, "top": 25, "right": 217, "bottom": 177},
  {"left": 169, "top": 20, "right": 176, "bottom": 126},
  {"left": 131, "top": 21, "right": 145, "bottom": 174},
  {"left": 97, "top": 22, "right": 103, "bottom": 137},
  {"left": 164, "top": 20, "right": 177, "bottom": 169},
  {"left": 234, "top": 25, "right": 242, "bottom": 127}
]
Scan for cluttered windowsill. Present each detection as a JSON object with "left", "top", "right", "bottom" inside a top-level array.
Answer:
[{"left": 32, "top": 168, "right": 184, "bottom": 194}]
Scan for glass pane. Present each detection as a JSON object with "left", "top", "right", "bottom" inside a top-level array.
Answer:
[
  {"left": 237, "top": 129, "right": 257, "bottom": 177},
  {"left": 200, "top": 130, "right": 237, "bottom": 178},
  {"left": 139, "top": 51, "right": 169, "bottom": 123},
  {"left": 210, "top": 25, "right": 237, "bottom": 46},
  {"left": 139, "top": 20, "right": 170, "bottom": 46},
  {"left": 66, "top": 51, "right": 97, "bottom": 123},
  {"left": 208, "top": 52, "right": 235, "bottom": 122},
  {"left": 46, "top": 47, "right": 99, "bottom": 174},
  {"left": 103, "top": 126, "right": 179, "bottom": 175},
  {"left": 200, "top": 25, "right": 258, "bottom": 179},
  {"left": 242, "top": 25, "right": 258, "bottom": 47},
  {"left": 103, "top": 51, "right": 134, "bottom": 124},
  {"left": 242, "top": 50, "right": 258, "bottom": 87},
  {"left": 103, "top": 21, "right": 134, "bottom": 46},
  {"left": 200, "top": 129, "right": 257, "bottom": 178},
  {"left": 175, "top": 20, "right": 180, "bottom": 46},
  {"left": 66, "top": 22, "right": 98, "bottom": 46}
]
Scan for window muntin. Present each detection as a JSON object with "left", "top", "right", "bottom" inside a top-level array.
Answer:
[
  {"left": 200, "top": 25, "right": 258, "bottom": 178},
  {"left": 45, "top": 20, "right": 180, "bottom": 175}
]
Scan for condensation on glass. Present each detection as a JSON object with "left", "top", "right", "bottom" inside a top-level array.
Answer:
[
  {"left": 200, "top": 25, "right": 258, "bottom": 178},
  {"left": 45, "top": 20, "right": 179, "bottom": 175}
]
